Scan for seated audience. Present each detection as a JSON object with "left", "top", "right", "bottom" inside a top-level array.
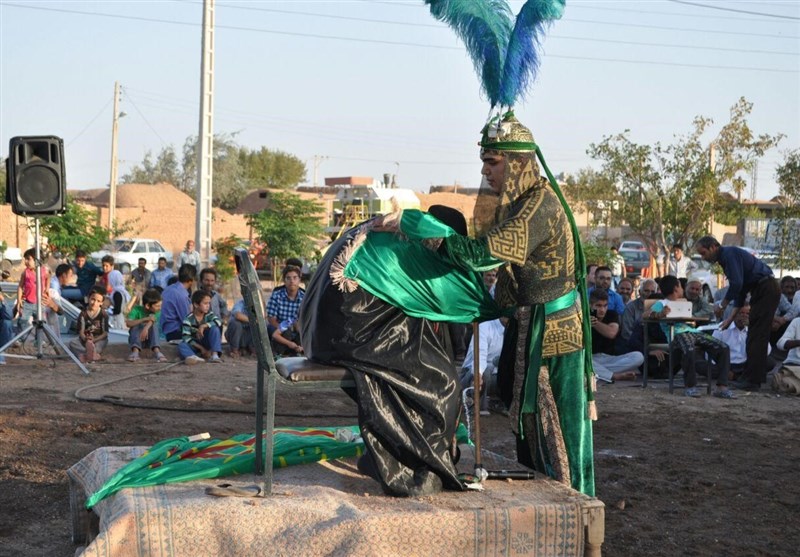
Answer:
[
  {"left": 590, "top": 289, "right": 642, "bottom": 383},
  {"left": 225, "top": 298, "right": 253, "bottom": 357},
  {"left": 179, "top": 290, "right": 223, "bottom": 364},
  {"left": 160, "top": 264, "right": 196, "bottom": 341},
  {"left": 685, "top": 277, "right": 714, "bottom": 320},
  {"left": 199, "top": 267, "right": 229, "bottom": 327},
  {"left": 616, "top": 277, "right": 634, "bottom": 305},
  {"left": 69, "top": 288, "right": 109, "bottom": 363},
  {"left": 589, "top": 266, "right": 625, "bottom": 314},
  {"left": 650, "top": 275, "right": 733, "bottom": 398},
  {"left": 459, "top": 317, "right": 506, "bottom": 415},
  {"left": 266, "top": 265, "right": 304, "bottom": 338},
  {"left": 772, "top": 276, "right": 799, "bottom": 348},
  {"left": 126, "top": 288, "right": 167, "bottom": 363},
  {"left": 714, "top": 305, "right": 774, "bottom": 381},
  {"left": 149, "top": 257, "right": 174, "bottom": 291},
  {"left": 618, "top": 279, "right": 658, "bottom": 352}
]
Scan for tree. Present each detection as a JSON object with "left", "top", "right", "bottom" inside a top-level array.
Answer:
[
  {"left": 246, "top": 192, "right": 324, "bottom": 280},
  {"left": 38, "top": 197, "right": 137, "bottom": 258},
  {"left": 588, "top": 97, "right": 782, "bottom": 266},
  {"left": 120, "top": 146, "right": 181, "bottom": 186},
  {"left": 0, "top": 158, "right": 6, "bottom": 203},
  {"left": 563, "top": 168, "right": 623, "bottom": 244},
  {"left": 181, "top": 133, "right": 248, "bottom": 210},
  {"left": 239, "top": 147, "right": 306, "bottom": 190},
  {"left": 770, "top": 149, "right": 800, "bottom": 272}
]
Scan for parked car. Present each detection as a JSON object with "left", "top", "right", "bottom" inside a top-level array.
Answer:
[
  {"left": 91, "top": 238, "right": 175, "bottom": 274},
  {"left": 619, "top": 240, "right": 646, "bottom": 251},
  {"left": 689, "top": 255, "right": 722, "bottom": 303},
  {"left": 620, "top": 248, "right": 651, "bottom": 278}
]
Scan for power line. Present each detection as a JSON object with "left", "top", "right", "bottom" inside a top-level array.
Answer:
[
  {"left": 666, "top": 0, "right": 800, "bottom": 21},
  {"left": 121, "top": 86, "right": 170, "bottom": 147},
  {"left": 571, "top": 2, "right": 800, "bottom": 24},
  {"left": 4, "top": 3, "right": 797, "bottom": 74},
  {"left": 66, "top": 98, "right": 112, "bottom": 147}
]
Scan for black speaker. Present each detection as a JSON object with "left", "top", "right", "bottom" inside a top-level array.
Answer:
[{"left": 7, "top": 135, "right": 66, "bottom": 216}]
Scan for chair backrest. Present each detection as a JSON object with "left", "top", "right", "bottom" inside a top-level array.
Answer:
[{"left": 234, "top": 247, "right": 278, "bottom": 375}]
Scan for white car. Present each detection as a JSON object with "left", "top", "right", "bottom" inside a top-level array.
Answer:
[
  {"left": 91, "top": 238, "right": 174, "bottom": 274},
  {"left": 619, "top": 240, "right": 646, "bottom": 251}
]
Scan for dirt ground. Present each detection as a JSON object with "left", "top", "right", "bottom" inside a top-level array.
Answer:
[{"left": 1, "top": 344, "right": 799, "bottom": 557}]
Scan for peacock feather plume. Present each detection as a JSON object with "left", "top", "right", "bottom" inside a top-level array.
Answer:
[
  {"left": 499, "top": 0, "right": 565, "bottom": 107},
  {"left": 425, "top": 0, "right": 565, "bottom": 108},
  {"left": 424, "top": 0, "right": 514, "bottom": 107}
]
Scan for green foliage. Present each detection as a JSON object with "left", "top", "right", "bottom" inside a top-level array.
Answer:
[
  {"left": 38, "top": 198, "right": 137, "bottom": 258},
  {"left": 587, "top": 97, "right": 782, "bottom": 259},
  {"left": 123, "top": 135, "right": 308, "bottom": 212},
  {"left": 240, "top": 147, "right": 306, "bottom": 190},
  {"left": 775, "top": 149, "right": 800, "bottom": 205},
  {"left": 247, "top": 192, "right": 324, "bottom": 279},
  {"left": 211, "top": 235, "right": 242, "bottom": 282},
  {"left": 581, "top": 242, "right": 614, "bottom": 268},
  {"left": 0, "top": 159, "right": 6, "bottom": 203},
  {"left": 121, "top": 146, "right": 181, "bottom": 186}
]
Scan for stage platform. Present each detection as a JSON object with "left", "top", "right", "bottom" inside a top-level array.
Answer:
[{"left": 69, "top": 445, "right": 604, "bottom": 557}]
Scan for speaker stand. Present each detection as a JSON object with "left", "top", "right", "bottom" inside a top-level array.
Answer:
[{"left": 0, "top": 219, "right": 89, "bottom": 375}]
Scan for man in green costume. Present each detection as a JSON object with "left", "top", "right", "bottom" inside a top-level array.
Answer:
[{"left": 378, "top": 111, "right": 595, "bottom": 496}]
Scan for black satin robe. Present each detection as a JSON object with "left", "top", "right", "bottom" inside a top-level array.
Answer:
[{"left": 300, "top": 227, "right": 463, "bottom": 496}]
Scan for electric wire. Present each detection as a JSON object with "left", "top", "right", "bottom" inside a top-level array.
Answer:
[
  {"left": 121, "top": 86, "right": 170, "bottom": 147},
  {"left": 666, "top": 0, "right": 800, "bottom": 21},
  {"left": 66, "top": 98, "right": 112, "bottom": 147}
]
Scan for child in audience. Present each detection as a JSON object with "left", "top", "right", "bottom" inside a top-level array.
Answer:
[
  {"left": 69, "top": 288, "right": 109, "bottom": 363},
  {"left": 126, "top": 288, "right": 167, "bottom": 363},
  {"left": 179, "top": 290, "right": 223, "bottom": 365}
]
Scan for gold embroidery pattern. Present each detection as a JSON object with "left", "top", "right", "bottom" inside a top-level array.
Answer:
[
  {"left": 487, "top": 187, "right": 545, "bottom": 265},
  {"left": 542, "top": 313, "right": 583, "bottom": 357}
]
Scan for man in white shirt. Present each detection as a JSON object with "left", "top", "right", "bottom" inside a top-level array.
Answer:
[
  {"left": 668, "top": 243, "right": 697, "bottom": 279},
  {"left": 460, "top": 318, "right": 505, "bottom": 415},
  {"left": 772, "top": 276, "right": 799, "bottom": 348},
  {"left": 777, "top": 313, "right": 800, "bottom": 366},
  {"left": 716, "top": 305, "right": 773, "bottom": 379}
]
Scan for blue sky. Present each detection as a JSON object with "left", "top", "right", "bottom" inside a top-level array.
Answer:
[{"left": 1, "top": 0, "right": 798, "bottom": 199}]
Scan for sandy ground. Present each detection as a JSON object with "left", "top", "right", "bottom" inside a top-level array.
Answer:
[{"left": 1, "top": 343, "right": 799, "bottom": 557}]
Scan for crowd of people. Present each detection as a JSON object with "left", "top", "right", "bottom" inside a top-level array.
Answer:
[{"left": 0, "top": 240, "right": 307, "bottom": 367}]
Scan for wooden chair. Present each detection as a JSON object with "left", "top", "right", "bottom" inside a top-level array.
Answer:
[{"left": 233, "top": 247, "right": 355, "bottom": 496}]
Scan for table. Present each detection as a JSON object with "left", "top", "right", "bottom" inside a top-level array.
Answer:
[{"left": 642, "top": 315, "right": 711, "bottom": 393}]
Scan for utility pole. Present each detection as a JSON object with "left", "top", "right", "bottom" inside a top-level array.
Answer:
[
  {"left": 108, "top": 81, "right": 122, "bottom": 231},
  {"left": 312, "top": 155, "right": 328, "bottom": 188},
  {"left": 196, "top": 0, "right": 215, "bottom": 266}
]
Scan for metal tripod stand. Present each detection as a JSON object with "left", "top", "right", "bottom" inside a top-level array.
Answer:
[{"left": 0, "top": 219, "right": 89, "bottom": 375}]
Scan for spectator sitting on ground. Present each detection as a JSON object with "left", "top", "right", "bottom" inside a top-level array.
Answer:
[
  {"left": 15, "top": 248, "right": 49, "bottom": 329},
  {"left": 69, "top": 288, "right": 109, "bottom": 363},
  {"left": 650, "top": 275, "right": 734, "bottom": 399},
  {"left": 589, "top": 289, "right": 642, "bottom": 383},
  {"left": 100, "top": 256, "right": 130, "bottom": 330},
  {"left": 129, "top": 258, "right": 151, "bottom": 289},
  {"left": 618, "top": 278, "right": 659, "bottom": 353},
  {"left": 266, "top": 265, "right": 304, "bottom": 337},
  {"left": 589, "top": 265, "right": 625, "bottom": 314},
  {"left": 617, "top": 277, "right": 634, "bottom": 305},
  {"left": 160, "top": 264, "right": 196, "bottom": 341},
  {"left": 776, "top": 311, "right": 800, "bottom": 369},
  {"left": 179, "top": 290, "right": 223, "bottom": 365},
  {"left": 483, "top": 268, "right": 498, "bottom": 298},
  {"left": 199, "top": 267, "right": 229, "bottom": 328},
  {"left": 149, "top": 257, "right": 174, "bottom": 291},
  {"left": 771, "top": 276, "right": 798, "bottom": 348},
  {"left": 177, "top": 240, "right": 201, "bottom": 271},
  {"left": 459, "top": 317, "right": 506, "bottom": 415},
  {"left": 271, "top": 318, "right": 303, "bottom": 357},
  {"left": 43, "top": 263, "right": 75, "bottom": 340},
  {"left": 126, "top": 288, "right": 167, "bottom": 363},
  {"left": 72, "top": 249, "right": 103, "bottom": 302},
  {"left": 225, "top": 298, "right": 253, "bottom": 357},
  {"left": 715, "top": 305, "right": 774, "bottom": 381},
  {"left": 685, "top": 276, "right": 714, "bottom": 320}
]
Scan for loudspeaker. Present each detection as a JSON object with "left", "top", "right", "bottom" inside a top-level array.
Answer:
[{"left": 7, "top": 135, "right": 66, "bottom": 216}]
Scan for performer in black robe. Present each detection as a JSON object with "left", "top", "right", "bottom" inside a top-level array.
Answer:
[{"left": 299, "top": 206, "right": 470, "bottom": 497}]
